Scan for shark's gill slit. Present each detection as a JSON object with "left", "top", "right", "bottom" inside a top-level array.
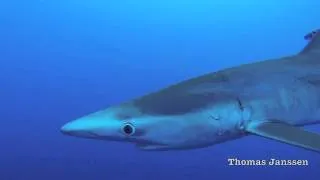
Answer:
[{"left": 237, "top": 98, "right": 244, "bottom": 111}]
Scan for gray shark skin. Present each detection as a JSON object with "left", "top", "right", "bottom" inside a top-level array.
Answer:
[{"left": 61, "top": 29, "right": 320, "bottom": 153}]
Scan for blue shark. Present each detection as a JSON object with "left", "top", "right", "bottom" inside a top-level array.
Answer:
[{"left": 61, "top": 29, "right": 320, "bottom": 153}]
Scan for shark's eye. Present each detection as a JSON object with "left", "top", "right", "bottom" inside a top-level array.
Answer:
[{"left": 122, "top": 123, "right": 135, "bottom": 136}]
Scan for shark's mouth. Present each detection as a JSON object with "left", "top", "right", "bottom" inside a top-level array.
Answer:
[
  {"left": 134, "top": 140, "right": 171, "bottom": 150},
  {"left": 136, "top": 143, "right": 170, "bottom": 151}
]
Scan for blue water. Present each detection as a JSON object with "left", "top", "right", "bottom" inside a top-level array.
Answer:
[{"left": 1, "top": 0, "right": 320, "bottom": 179}]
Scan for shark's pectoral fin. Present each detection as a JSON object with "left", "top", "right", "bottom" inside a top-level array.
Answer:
[{"left": 245, "top": 121, "right": 320, "bottom": 153}]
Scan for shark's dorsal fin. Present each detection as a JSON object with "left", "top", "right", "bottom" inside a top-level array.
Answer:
[
  {"left": 245, "top": 121, "right": 320, "bottom": 153},
  {"left": 300, "top": 29, "right": 320, "bottom": 54}
]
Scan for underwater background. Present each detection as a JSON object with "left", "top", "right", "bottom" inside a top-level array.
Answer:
[{"left": 1, "top": 0, "right": 320, "bottom": 179}]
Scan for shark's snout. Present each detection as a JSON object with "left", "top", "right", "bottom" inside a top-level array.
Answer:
[
  {"left": 60, "top": 122, "right": 76, "bottom": 134},
  {"left": 60, "top": 120, "right": 96, "bottom": 137},
  {"left": 60, "top": 115, "right": 124, "bottom": 140}
]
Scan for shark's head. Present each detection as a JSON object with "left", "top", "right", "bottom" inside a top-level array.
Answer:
[{"left": 61, "top": 89, "right": 247, "bottom": 151}]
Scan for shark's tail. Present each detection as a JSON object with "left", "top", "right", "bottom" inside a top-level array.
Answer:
[{"left": 300, "top": 29, "right": 320, "bottom": 54}]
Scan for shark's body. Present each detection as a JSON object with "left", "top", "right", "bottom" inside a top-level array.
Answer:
[{"left": 61, "top": 29, "right": 320, "bottom": 153}]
